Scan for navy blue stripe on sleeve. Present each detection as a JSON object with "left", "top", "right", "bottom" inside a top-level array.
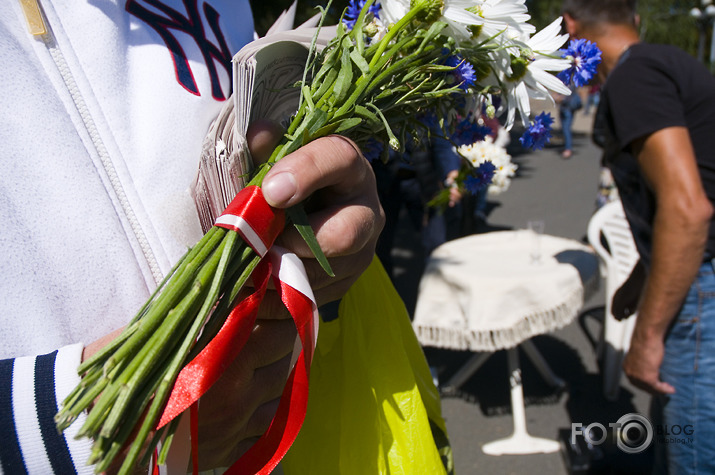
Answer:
[
  {"left": 0, "top": 358, "right": 28, "bottom": 475},
  {"left": 35, "top": 351, "right": 77, "bottom": 475}
]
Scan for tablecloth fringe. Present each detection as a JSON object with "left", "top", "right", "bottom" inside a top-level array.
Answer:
[{"left": 414, "top": 285, "right": 585, "bottom": 352}]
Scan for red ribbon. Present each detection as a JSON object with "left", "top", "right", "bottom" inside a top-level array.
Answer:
[
  {"left": 156, "top": 260, "right": 272, "bottom": 430},
  {"left": 156, "top": 186, "right": 317, "bottom": 475},
  {"left": 226, "top": 269, "right": 315, "bottom": 475},
  {"left": 214, "top": 186, "right": 285, "bottom": 256}
]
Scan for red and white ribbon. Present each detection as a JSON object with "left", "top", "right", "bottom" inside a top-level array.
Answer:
[
  {"left": 157, "top": 185, "right": 318, "bottom": 475},
  {"left": 214, "top": 186, "right": 285, "bottom": 257}
]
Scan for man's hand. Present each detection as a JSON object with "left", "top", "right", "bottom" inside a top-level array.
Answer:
[
  {"left": 194, "top": 122, "right": 385, "bottom": 469},
  {"left": 197, "top": 317, "right": 296, "bottom": 468},
  {"left": 247, "top": 120, "right": 385, "bottom": 305},
  {"left": 622, "top": 329, "right": 675, "bottom": 395},
  {"left": 444, "top": 170, "right": 463, "bottom": 208}
]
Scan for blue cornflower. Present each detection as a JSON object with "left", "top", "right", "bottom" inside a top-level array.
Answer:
[
  {"left": 465, "top": 161, "right": 497, "bottom": 194},
  {"left": 450, "top": 117, "right": 492, "bottom": 147},
  {"left": 557, "top": 39, "right": 602, "bottom": 87},
  {"left": 445, "top": 55, "right": 477, "bottom": 91},
  {"left": 519, "top": 112, "right": 554, "bottom": 150},
  {"left": 343, "top": 0, "right": 381, "bottom": 30}
]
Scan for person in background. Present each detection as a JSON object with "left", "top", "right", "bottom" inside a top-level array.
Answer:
[
  {"left": 557, "top": 84, "right": 582, "bottom": 159},
  {"left": 373, "top": 135, "right": 462, "bottom": 278},
  {"left": 584, "top": 82, "right": 601, "bottom": 115},
  {"left": 562, "top": 0, "right": 715, "bottom": 473}
]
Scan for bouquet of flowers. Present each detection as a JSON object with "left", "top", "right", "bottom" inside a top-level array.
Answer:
[{"left": 55, "top": 0, "right": 600, "bottom": 473}]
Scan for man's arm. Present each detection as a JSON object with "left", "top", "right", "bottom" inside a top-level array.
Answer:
[{"left": 623, "top": 126, "right": 713, "bottom": 394}]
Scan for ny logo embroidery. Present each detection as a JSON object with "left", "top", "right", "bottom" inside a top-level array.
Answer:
[{"left": 126, "top": 0, "right": 232, "bottom": 100}]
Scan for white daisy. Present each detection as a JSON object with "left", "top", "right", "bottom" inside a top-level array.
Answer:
[
  {"left": 487, "top": 17, "right": 571, "bottom": 128},
  {"left": 379, "top": 0, "right": 485, "bottom": 43},
  {"left": 468, "top": 0, "right": 536, "bottom": 41}
]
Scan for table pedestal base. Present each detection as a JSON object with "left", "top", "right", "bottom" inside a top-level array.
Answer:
[
  {"left": 482, "top": 432, "right": 561, "bottom": 455},
  {"left": 482, "top": 347, "right": 561, "bottom": 455}
]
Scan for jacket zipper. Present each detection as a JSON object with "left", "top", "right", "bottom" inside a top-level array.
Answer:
[{"left": 20, "top": 0, "right": 164, "bottom": 286}]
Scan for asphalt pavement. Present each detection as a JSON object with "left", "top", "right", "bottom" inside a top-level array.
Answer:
[{"left": 388, "top": 104, "right": 654, "bottom": 475}]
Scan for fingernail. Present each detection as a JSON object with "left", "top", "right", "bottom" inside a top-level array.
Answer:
[{"left": 262, "top": 172, "right": 297, "bottom": 206}]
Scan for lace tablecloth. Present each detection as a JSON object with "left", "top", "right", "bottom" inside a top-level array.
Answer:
[{"left": 413, "top": 230, "right": 599, "bottom": 352}]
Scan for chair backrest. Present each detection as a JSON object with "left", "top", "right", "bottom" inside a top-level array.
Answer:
[
  {"left": 587, "top": 200, "right": 639, "bottom": 293},
  {"left": 587, "top": 200, "right": 641, "bottom": 400}
]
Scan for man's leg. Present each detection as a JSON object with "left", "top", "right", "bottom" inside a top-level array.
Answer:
[{"left": 657, "top": 261, "right": 715, "bottom": 474}]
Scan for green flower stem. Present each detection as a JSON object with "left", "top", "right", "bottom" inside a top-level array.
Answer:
[
  {"left": 76, "top": 321, "right": 140, "bottom": 377},
  {"left": 367, "top": 6, "right": 424, "bottom": 70},
  {"left": 333, "top": 35, "right": 420, "bottom": 119},
  {"left": 72, "top": 229, "right": 228, "bottom": 441},
  {"left": 189, "top": 250, "right": 258, "bottom": 360},
  {"left": 76, "top": 247, "right": 193, "bottom": 375},
  {"left": 365, "top": 43, "right": 433, "bottom": 96},
  {"left": 63, "top": 361, "right": 103, "bottom": 404},
  {"left": 395, "top": 77, "right": 434, "bottom": 105},
  {"left": 75, "top": 246, "right": 195, "bottom": 377},
  {"left": 99, "top": 231, "right": 235, "bottom": 439},
  {"left": 155, "top": 417, "right": 183, "bottom": 465},
  {"left": 89, "top": 360, "right": 164, "bottom": 468},
  {"left": 115, "top": 231, "right": 240, "bottom": 473},
  {"left": 55, "top": 376, "right": 110, "bottom": 430},
  {"left": 99, "top": 274, "right": 212, "bottom": 438},
  {"left": 100, "top": 228, "right": 226, "bottom": 375}
]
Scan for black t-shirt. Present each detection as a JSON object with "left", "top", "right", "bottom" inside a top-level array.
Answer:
[{"left": 593, "top": 43, "right": 715, "bottom": 267}]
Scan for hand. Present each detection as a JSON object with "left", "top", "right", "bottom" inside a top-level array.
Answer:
[
  {"left": 444, "top": 170, "right": 462, "bottom": 208},
  {"left": 247, "top": 120, "right": 386, "bottom": 306},
  {"left": 196, "top": 317, "right": 296, "bottom": 469},
  {"left": 622, "top": 329, "right": 676, "bottom": 395},
  {"left": 194, "top": 122, "right": 385, "bottom": 468}
]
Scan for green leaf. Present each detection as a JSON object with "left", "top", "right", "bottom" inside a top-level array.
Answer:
[
  {"left": 302, "top": 85, "right": 315, "bottom": 112},
  {"left": 354, "top": 105, "right": 381, "bottom": 127},
  {"left": 350, "top": 48, "right": 371, "bottom": 75},
  {"left": 313, "top": 68, "right": 338, "bottom": 103},
  {"left": 311, "top": 46, "right": 341, "bottom": 94},
  {"left": 416, "top": 21, "right": 448, "bottom": 54},
  {"left": 311, "top": 117, "right": 363, "bottom": 139},
  {"left": 286, "top": 205, "right": 334, "bottom": 277},
  {"left": 299, "top": 0, "right": 334, "bottom": 110},
  {"left": 306, "top": 109, "right": 329, "bottom": 139},
  {"left": 334, "top": 117, "right": 363, "bottom": 133},
  {"left": 332, "top": 40, "right": 354, "bottom": 103},
  {"left": 311, "top": 122, "right": 340, "bottom": 139}
]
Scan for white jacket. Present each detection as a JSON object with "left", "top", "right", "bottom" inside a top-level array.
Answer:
[{"left": 0, "top": 0, "right": 252, "bottom": 471}]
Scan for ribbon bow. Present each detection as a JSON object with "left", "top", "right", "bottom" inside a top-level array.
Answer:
[{"left": 157, "top": 186, "right": 319, "bottom": 474}]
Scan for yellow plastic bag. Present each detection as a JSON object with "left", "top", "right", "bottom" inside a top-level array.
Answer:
[{"left": 282, "top": 257, "right": 453, "bottom": 474}]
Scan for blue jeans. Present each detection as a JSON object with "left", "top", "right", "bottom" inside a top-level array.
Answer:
[
  {"left": 560, "top": 107, "right": 574, "bottom": 151},
  {"left": 652, "top": 260, "right": 715, "bottom": 474}
]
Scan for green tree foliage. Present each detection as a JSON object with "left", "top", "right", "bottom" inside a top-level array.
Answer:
[
  {"left": 638, "top": 1, "right": 700, "bottom": 55},
  {"left": 526, "top": 0, "right": 701, "bottom": 59}
]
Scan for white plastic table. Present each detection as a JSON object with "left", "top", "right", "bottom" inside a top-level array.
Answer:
[{"left": 413, "top": 230, "right": 599, "bottom": 455}]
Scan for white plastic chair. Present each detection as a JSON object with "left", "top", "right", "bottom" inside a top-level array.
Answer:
[{"left": 587, "top": 199, "right": 640, "bottom": 401}]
